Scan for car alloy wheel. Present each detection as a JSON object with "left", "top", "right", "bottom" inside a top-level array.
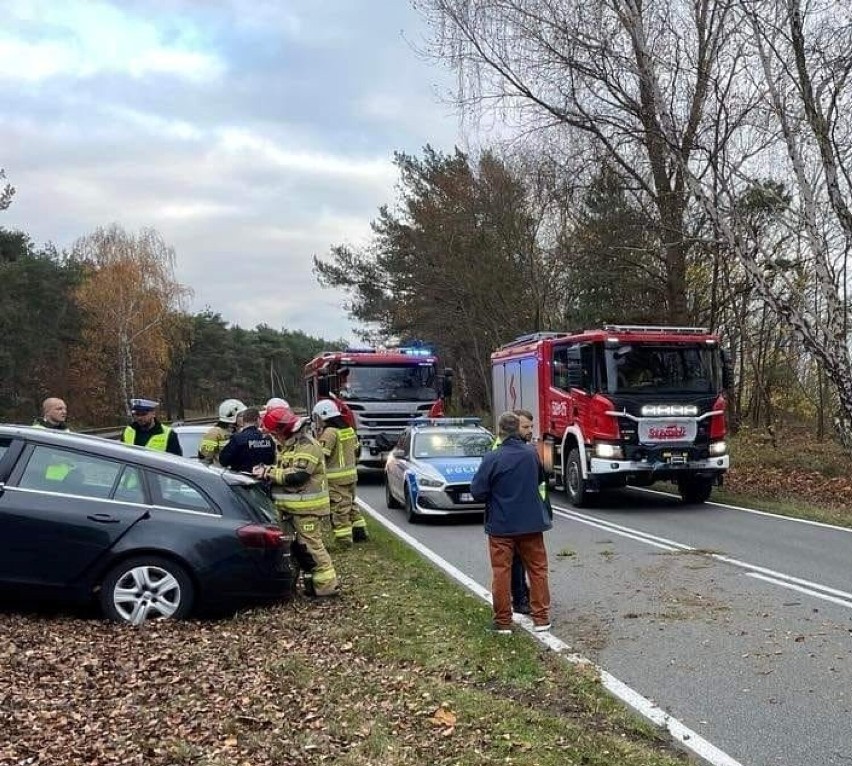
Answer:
[{"left": 100, "top": 556, "right": 194, "bottom": 625}]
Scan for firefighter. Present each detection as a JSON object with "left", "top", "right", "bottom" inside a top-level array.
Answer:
[
  {"left": 199, "top": 398, "right": 246, "bottom": 465},
  {"left": 253, "top": 406, "right": 339, "bottom": 597},
  {"left": 122, "top": 399, "right": 182, "bottom": 455},
  {"left": 312, "top": 399, "right": 365, "bottom": 547}
]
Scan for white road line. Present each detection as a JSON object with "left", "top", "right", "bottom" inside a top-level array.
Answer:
[
  {"left": 552, "top": 503, "right": 852, "bottom": 610},
  {"left": 631, "top": 486, "right": 852, "bottom": 533},
  {"left": 356, "top": 497, "right": 744, "bottom": 766},
  {"left": 746, "top": 573, "right": 852, "bottom": 610}
]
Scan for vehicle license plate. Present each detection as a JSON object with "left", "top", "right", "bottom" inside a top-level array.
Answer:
[
  {"left": 460, "top": 492, "right": 474, "bottom": 503},
  {"left": 638, "top": 418, "right": 697, "bottom": 444},
  {"left": 662, "top": 451, "right": 688, "bottom": 465}
]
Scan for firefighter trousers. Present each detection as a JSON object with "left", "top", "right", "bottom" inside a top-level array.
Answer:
[
  {"left": 287, "top": 513, "right": 339, "bottom": 596},
  {"left": 329, "top": 482, "right": 366, "bottom": 544}
]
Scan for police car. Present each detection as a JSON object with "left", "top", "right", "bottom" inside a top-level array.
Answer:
[{"left": 384, "top": 418, "right": 494, "bottom": 523}]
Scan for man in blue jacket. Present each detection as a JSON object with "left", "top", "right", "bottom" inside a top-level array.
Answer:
[{"left": 471, "top": 411, "right": 552, "bottom": 634}]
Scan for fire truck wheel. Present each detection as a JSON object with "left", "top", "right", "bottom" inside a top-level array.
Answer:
[
  {"left": 385, "top": 476, "right": 402, "bottom": 509},
  {"left": 404, "top": 489, "right": 420, "bottom": 524},
  {"left": 565, "top": 447, "right": 589, "bottom": 508},
  {"left": 677, "top": 477, "right": 713, "bottom": 504}
]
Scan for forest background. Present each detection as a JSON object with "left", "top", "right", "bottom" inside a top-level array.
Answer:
[{"left": 3, "top": 0, "right": 852, "bottom": 465}]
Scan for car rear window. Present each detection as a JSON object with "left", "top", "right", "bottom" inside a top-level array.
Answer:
[
  {"left": 232, "top": 484, "right": 278, "bottom": 524},
  {"left": 150, "top": 472, "right": 215, "bottom": 514}
]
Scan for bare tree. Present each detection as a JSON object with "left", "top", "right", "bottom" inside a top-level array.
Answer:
[
  {"left": 627, "top": 0, "right": 852, "bottom": 438},
  {"left": 418, "top": 0, "right": 742, "bottom": 323}
]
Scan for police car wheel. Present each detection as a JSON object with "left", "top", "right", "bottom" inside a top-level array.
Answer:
[
  {"left": 385, "top": 475, "right": 402, "bottom": 509},
  {"left": 99, "top": 556, "right": 194, "bottom": 625},
  {"left": 404, "top": 489, "right": 420, "bottom": 524}
]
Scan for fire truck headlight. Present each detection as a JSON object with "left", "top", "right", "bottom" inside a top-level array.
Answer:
[
  {"left": 708, "top": 440, "right": 727, "bottom": 456},
  {"left": 594, "top": 442, "right": 624, "bottom": 460},
  {"left": 415, "top": 473, "right": 444, "bottom": 488}
]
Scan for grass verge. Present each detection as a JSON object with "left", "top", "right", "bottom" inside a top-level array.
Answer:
[{"left": 0, "top": 523, "right": 694, "bottom": 766}]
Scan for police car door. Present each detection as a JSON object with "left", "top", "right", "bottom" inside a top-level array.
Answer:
[{"left": 387, "top": 430, "right": 411, "bottom": 503}]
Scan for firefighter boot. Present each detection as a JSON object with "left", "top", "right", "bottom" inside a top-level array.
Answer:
[{"left": 352, "top": 526, "right": 369, "bottom": 543}]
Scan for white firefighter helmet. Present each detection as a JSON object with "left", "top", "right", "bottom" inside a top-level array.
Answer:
[
  {"left": 265, "top": 396, "right": 289, "bottom": 410},
  {"left": 218, "top": 398, "right": 247, "bottom": 424},
  {"left": 312, "top": 400, "right": 341, "bottom": 420}
]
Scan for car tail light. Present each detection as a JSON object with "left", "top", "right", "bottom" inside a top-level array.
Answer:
[
  {"left": 237, "top": 524, "right": 286, "bottom": 549},
  {"left": 709, "top": 394, "right": 727, "bottom": 439}
]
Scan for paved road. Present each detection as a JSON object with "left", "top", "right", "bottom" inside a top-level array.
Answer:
[{"left": 355, "top": 476, "right": 852, "bottom": 766}]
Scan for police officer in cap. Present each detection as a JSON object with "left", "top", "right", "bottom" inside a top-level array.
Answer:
[
  {"left": 219, "top": 406, "right": 275, "bottom": 473},
  {"left": 122, "top": 398, "right": 182, "bottom": 455}
]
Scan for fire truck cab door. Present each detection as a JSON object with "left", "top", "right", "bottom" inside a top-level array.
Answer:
[{"left": 552, "top": 343, "right": 594, "bottom": 423}]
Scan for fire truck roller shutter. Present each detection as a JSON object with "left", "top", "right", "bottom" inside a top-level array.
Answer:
[{"left": 519, "top": 357, "right": 540, "bottom": 441}]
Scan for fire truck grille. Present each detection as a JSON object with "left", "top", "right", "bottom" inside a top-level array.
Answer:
[{"left": 355, "top": 412, "right": 424, "bottom": 430}]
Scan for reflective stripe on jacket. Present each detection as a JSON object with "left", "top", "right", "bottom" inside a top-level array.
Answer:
[
  {"left": 319, "top": 426, "right": 357, "bottom": 484},
  {"left": 199, "top": 424, "right": 231, "bottom": 464},
  {"left": 267, "top": 433, "right": 330, "bottom": 516}
]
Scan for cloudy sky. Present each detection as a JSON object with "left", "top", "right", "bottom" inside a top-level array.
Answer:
[{"left": 0, "top": 0, "right": 462, "bottom": 341}]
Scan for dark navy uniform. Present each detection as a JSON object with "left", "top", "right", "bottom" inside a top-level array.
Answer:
[{"left": 219, "top": 425, "right": 275, "bottom": 473}]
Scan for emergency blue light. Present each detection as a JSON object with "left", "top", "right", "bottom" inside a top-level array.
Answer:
[
  {"left": 411, "top": 417, "right": 482, "bottom": 427},
  {"left": 398, "top": 347, "right": 433, "bottom": 357}
]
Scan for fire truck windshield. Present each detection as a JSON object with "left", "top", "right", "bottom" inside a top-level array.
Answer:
[
  {"left": 605, "top": 344, "right": 720, "bottom": 395},
  {"left": 339, "top": 364, "right": 439, "bottom": 402}
]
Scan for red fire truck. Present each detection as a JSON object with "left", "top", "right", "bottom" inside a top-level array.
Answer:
[
  {"left": 491, "top": 325, "right": 732, "bottom": 505},
  {"left": 304, "top": 345, "right": 451, "bottom": 468}
]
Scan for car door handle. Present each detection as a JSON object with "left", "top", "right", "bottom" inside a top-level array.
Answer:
[{"left": 86, "top": 513, "right": 120, "bottom": 524}]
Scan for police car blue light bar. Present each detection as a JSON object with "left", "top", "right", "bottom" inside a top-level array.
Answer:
[{"left": 410, "top": 417, "right": 482, "bottom": 427}]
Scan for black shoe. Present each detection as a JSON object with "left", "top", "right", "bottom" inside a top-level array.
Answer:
[
  {"left": 513, "top": 601, "right": 531, "bottom": 615},
  {"left": 352, "top": 527, "right": 369, "bottom": 543},
  {"left": 488, "top": 621, "right": 513, "bottom": 635}
]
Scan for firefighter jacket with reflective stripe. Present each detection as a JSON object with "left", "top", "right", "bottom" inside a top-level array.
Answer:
[
  {"left": 122, "top": 422, "right": 180, "bottom": 454},
  {"left": 318, "top": 425, "right": 357, "bottom": 485},
  {"left": 199, "top": 424, "right": 231, "bottom": 464},
  {"left": 266, "top": 433, "right": 330, "bottom": 516}
]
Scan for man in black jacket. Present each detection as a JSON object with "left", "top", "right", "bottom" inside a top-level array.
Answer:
[
  {"left": 472, "top": 411, "right": 552, "bottom": 634},
  {"left": 219, "top": 407, "right": 276, "bottom": 472}
]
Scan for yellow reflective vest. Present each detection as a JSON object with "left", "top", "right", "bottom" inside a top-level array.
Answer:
[
  {"left": 317, "top": 425, "right": 357, "bottom": 485},
  {"left": 32, "top": 421, "right": 72, "bottom": 480},
  {"left": 266, "top": 433, "right": 330, "bottom": 516},
  {"left": 122, "top": 425, "right": 171, "bottom": 452}
]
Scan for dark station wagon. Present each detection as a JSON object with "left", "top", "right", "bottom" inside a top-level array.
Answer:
[{"left": 0, "top": 426, "right": 295, "bottom": 624}]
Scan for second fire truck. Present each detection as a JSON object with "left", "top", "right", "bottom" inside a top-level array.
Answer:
[
  {"left": 491, "top": 325, "right": 732, "bottom": 505},
  {"left": 304, "top": 345, "right": 452, "bottom": 468}
]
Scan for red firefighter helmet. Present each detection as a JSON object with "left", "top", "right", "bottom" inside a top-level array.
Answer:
[{"left": 261, "top": 406, "right": 302, "bottom": 436}]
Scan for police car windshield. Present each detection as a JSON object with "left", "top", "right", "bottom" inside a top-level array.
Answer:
[
  {"left": 413, "top": 431, "right": 492, "bottom": 459},
  {"left": 340, "top": 364, "right": 439, "bottom": 402},
  {"left": 605, "top": 343, "right": 719, "bottom": 395}
]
